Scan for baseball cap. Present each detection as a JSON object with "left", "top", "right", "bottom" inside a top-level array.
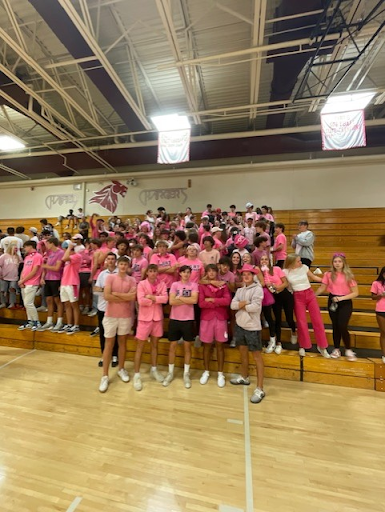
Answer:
[
  {"left": 245, "top": 202, "right": 253, "bottom": 208},
  {"left": 29, "top": 227, "right": 38, "bottom": 233},
  {"left": 211, "top": 227, "right": 223, "bottom": 233},
  {"left": 72, "top": 234, "right": 84, "bottom": 240}
]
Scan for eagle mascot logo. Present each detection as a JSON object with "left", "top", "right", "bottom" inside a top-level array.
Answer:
[{"left": 89, "top": 180, "right": 128, "bottom": 213}]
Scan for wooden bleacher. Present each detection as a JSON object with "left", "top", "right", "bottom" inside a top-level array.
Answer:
[{"left": 0, "top": 208, "right": 385, "bottom": 391}]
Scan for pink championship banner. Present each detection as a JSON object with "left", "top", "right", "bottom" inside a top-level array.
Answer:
[
  {"left": 321, "top": 110, "right": 366, "bottom": 151},
  {"left": 157, "top": 129, "right": 190, "bottom": 164}
]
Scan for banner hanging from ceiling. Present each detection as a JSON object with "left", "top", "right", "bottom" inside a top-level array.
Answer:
[
  {"left": 157, "top": 129, "right": 190, "bottom": 164},
  {"left": 321, "top": 110, "right": 366, "bottom": 151}
]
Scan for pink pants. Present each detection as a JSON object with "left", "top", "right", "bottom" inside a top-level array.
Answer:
[{"left": 293, "top": 289, "right": 328, "bottom": 349}]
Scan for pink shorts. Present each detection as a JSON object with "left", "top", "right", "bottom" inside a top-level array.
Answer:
[
  {"left": 136, "top": 320, "right": 163, "bottom": 340},
  {"left": 199, "top": 318, "right": 228, "bottom": 343}
]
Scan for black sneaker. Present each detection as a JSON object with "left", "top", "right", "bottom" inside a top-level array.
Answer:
[
  {"left": 111, "top": 356, "right": 118, "bottom": 367},
  {"left": 98, "top": 360, "right": 103, "bottom": 367},
  {"left": 90, "top": 327, "right": 100, "bottom": 337}
]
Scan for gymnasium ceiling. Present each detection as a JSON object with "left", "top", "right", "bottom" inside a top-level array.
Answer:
[{"left": 0, "top": 0, "right": 385, "bottom": 180}]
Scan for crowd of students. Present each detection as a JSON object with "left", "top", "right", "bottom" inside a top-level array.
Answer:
[{"left": 0, "top": 203, "right": 385, "bottom": 404}]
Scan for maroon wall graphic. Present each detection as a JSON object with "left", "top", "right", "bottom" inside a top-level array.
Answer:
[{"left": 88, "top": 180, "right": 128, "bottom": 213}]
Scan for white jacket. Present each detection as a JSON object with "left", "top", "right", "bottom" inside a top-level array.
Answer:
[{"left": 231, "top": 282, "right": 263, "bottom": 331}]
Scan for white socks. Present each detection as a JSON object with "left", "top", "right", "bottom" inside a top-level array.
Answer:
[
  {"left": 151, "top": 366, "right": 157, "bottom": 372},
  {"left": 47, "top": 316, "right": 53, "bottom": 324},
  {"left": 134, "top": 372, "right": 140, "bottom": 378},
  {"left": 184, "top": 364, "right": 190, "bottom": 374},
  {"left": 168, "top": 363, "right": 175, "bottom": 374}
]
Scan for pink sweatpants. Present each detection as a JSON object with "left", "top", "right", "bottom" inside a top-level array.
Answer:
[{"left": 293, "top": 289, "right": 328, "bottom": 349}]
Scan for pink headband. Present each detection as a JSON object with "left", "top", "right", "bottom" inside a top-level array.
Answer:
[{"left": 333, "top": 252, "right": 346, "bottom": 259}]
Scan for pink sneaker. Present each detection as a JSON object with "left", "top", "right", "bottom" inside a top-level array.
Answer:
[{"left": 330, "top": 348, "right": 341, "bottom": 359}]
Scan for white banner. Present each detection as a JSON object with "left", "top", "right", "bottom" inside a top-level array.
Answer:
[
  {"left": 157, "top": 129, "right": 190, "bottom": 164},
  {"left": 321, "top": 110, "right": 366, "bottom": 151}
]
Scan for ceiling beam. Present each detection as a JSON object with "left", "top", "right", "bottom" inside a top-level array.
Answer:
[{"left": 249, "top": 0, "right": 267, "bottom": 121}]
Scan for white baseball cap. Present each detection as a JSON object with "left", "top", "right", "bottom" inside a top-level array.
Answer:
[
  {"left": 29, "top": 227, "right": 38, "bottom": 233},
  {"left": 245, "top": 202, "right": 253, "bottom": 208}
]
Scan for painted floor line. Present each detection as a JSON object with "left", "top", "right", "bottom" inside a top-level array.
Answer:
[
  {"left": 227, "top": 418, "right": 244, "bottom": 425},
  {"left": 66, "top": 496, "right": 83, "bottom": 512},
  {"left": 243, "top": 386, "right": 254, "bottom": 512},
  {"left": 0, "top": 349, "right": 36, "bottom": 370},
  {"left": 219, "top": 505, "right": 244, "bottom": 512}
]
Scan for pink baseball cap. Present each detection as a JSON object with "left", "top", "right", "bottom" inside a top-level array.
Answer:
[{"left": 72, "top": 234, "right": 83, "bottom": 240}]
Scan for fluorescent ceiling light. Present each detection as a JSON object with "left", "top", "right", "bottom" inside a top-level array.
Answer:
[
  {"left": 0, "top": 135, "right": 25, "bottom": 151},
  {"left": 321, "top": 91, "right": 376, "bottom": 114},
  {"left": 151, "top": 114, "right": 190, "bottom": 131}
]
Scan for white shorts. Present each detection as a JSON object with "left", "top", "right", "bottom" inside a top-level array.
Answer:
[
  {"left": 60, "top": 285, "right": 79, "bottom": 303},
  {"left": 102, "top": 316, "right": 133, "bottom": 338}
]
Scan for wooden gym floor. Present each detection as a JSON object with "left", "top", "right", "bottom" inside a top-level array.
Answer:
[{"left": 1, "top": 347, "right": 385, "bottom": 512}]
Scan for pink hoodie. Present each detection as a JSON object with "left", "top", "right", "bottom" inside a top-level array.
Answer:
[
  {"left": 137, "top": 279, "right": 168, "bottom": 321},
  {"left": 198, "top": 283, "right": 231, "bottom": 321}
]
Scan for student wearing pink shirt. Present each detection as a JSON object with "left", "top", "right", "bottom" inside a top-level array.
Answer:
[
  {"left": 228, "top": 205, "right": 237, "bottom": 218},
  {"left": 199, "top": 265, "right": 232, "bottom": 387},
  {"left": 18, "top": 241, "right": 43, "bottom": 331},
  {"left": 90, "top": 214, "right": 108, "bottom": 239},
  {"left": 0, "top": 243, "right": 21, "bottom": 309},
  {"left": 130, "top": 245, "right": 148, "bottom": 284},
  {"left": 79, "top": 242, "right": 93, "bottom": 314},
  {"left": 245, "top": 202, "right": 259, "bottom": 223},
  {"left": 211, "top": 227, "right": 225, "bottom": 253},
  {"left": 138, "top": 234, "right": 153, "bottom": 261},
  {"left": 261, "top": 206, "right": 274, "bottom": 223},
  {"left": 133, "top": 265, "right": 168, "bottom": 391},
  {"left": 259, "top": 254, "right": 296, "bottom": 354},
  {"left": 199, "top": 236, "right": 220, "bottom": 267},
  {"left": 163, "top": 266, "right": 199, "bottom": 389},
  {"left": 244, "top": 217, "right": 256, "bottom": 247},
  {"left": 371, "top": 266, "right": 385, "bottom": 364},
  {"left": 177, "top": 245, "right": 204, "bottom": 283},
  {"left": 58, "top": 242, "right": 82, "bottom": 335},
  {"left": 99, "top": 256, "right": 137, "bottom": 393},
  {"left": 316, "top": 254, "right": 359, "bottom": 361},
  {"left": 170, "top": 230, "right": 187, "bottom": 260},
  {"left": 252, "top": 236, "right": 269, "bottom": 267},
  {"left": 271, "top": 223, "right": 287, "bottom": 268},
  {"left": 39, "top": 237, "right": 64, "bottom": 332},
  {"left": 150, "top": 240, "right": 177, "bottom": 289}
]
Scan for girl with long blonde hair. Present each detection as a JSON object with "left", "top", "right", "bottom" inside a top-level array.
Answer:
[{"left": 316, "top": 253, "right": 358, "bottom": 361}]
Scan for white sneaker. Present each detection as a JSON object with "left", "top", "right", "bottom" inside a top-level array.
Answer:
[
  {"left": 200, "top": 371, "right": 210, "bottom": 385},
  {"left": 36, "top": 306, "right": 48, "bottom": 312},
  {"left": 133, "top": 375, "right": 142, "bottom": 391},
  {"left": 99, "top": 376, "right": 109, "bottom": 393},
  {"left": 87, "top": 308, "right": 97, "bottom": 317},
  {"left": 184, "top": 372, "right": 191, "bottom": 389},
  {"left": 299, "top": 348, "right": 306, "bottom": 357},
  {"left": 117, "top": 368, "right": 130, "bottom": 383},
  {"left": 162, "top": 372, "right": 174, "bottom": 387},
  {"left": 345, "top": 349, "right": 357, "bottom": 362},
  {"left": 274, "top": 344, "right": 282, "bottom": 355},
  {"left": 290, "top": 333, "right": 298, "bottom": 344},
  {"left": 37, "top": 322, "right": 54, "bottom": 332},
  {"left": 150, "top": 368, "right": 164, "bottom": 383},
  {"left": 382, "top": 356, "right": 385, "bottom": 364},
  {"left": 217, "top": 373, "right": 225, "bottom": 388},
  {"left": 229, "top": 339, "right": 237, "bottom": 348},
  {"left": 57, "top": 324, "right": 71, "bottom": 334},
  {"left": 51, "top": 322, "right": 63, "bottom": 333},
  {"left": 262, "top": 320, "right": 269, "bottom": 328},
  {"left": 66, "top": 325, "right": 80, "bottom": 335},
  {"left": 317, "top": 346, "right": 330, "bottom": 358},
  {"left": 250, "top": 387, "right": 265, "bottom": 404},
  {"left": 18, "top": 322, "right": 32, "bottom": 331},
  {"left": 265, "top": 337, "right": 276, "bottom": 354},
  {"left": 330, "top": 348, "right": 341, "bottom": 359},
  {"left": 31, "top": 321, "right": 42, "bottom": 331},
  {"left": 82, "top": 307, "right": 89, "bottom": 315},
  {"left": 0, "top": 304, "right": 6, "bottom": 309}
]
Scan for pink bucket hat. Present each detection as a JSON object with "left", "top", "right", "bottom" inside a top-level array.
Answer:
[{"left": 234, "top": 234, "right": 248, "bottom": 249}]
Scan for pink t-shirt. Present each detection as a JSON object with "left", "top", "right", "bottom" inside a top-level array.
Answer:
[
  {"left": 169, "top": 281, "right": 198, "bottom": 321},
  {"left": 0, "top": 253, "right": 19, "bottom": 281},
  {"left": 142, "top": 246, "right": 152, "bottom": 261},
  {"left": 244, "top": 227, "right": 256, "bottom": 245},
  {"left": 177, "top": 256, "right": 204, "bottom": 283},
  {"left": 218, "top": 270, "right": 235, "bottom": 284},
  {"left": 21, "top": 252, "right": 43, "bottom": 286},
  {"left": 45, "top": 248, "right": 64, "bottom": 281},
  {"left": 61, "top": 253, "right": 82, "bottom": 286},
  {"left": 150, "top": 253, "right": 177, "bottom": 288},
  {"left": 199, "top": 249, "right": 220, "bottom": 267},
  {"left": 105, "top": 274, "right": 136, "bottom": 318},
  {"left": 322, "top": 272, "right": 357, "bottom": 296},
  {"left": 262, "top": 266, "right": 286, "bottom": 287},
  {"left": 371, "top": 281, "right": 385, "bottom": 312},
  {"left": 274, "top": 233, "right": 287, "bottom": 261},
  {"left": 245, "top": 212, "right": 259, "bottom": 222},
  {"left": 131, "top": 256, "right": 148, "bottom": 284},
  {"left": 80, "top": 249, "right": 93, "bottom": 273}
]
